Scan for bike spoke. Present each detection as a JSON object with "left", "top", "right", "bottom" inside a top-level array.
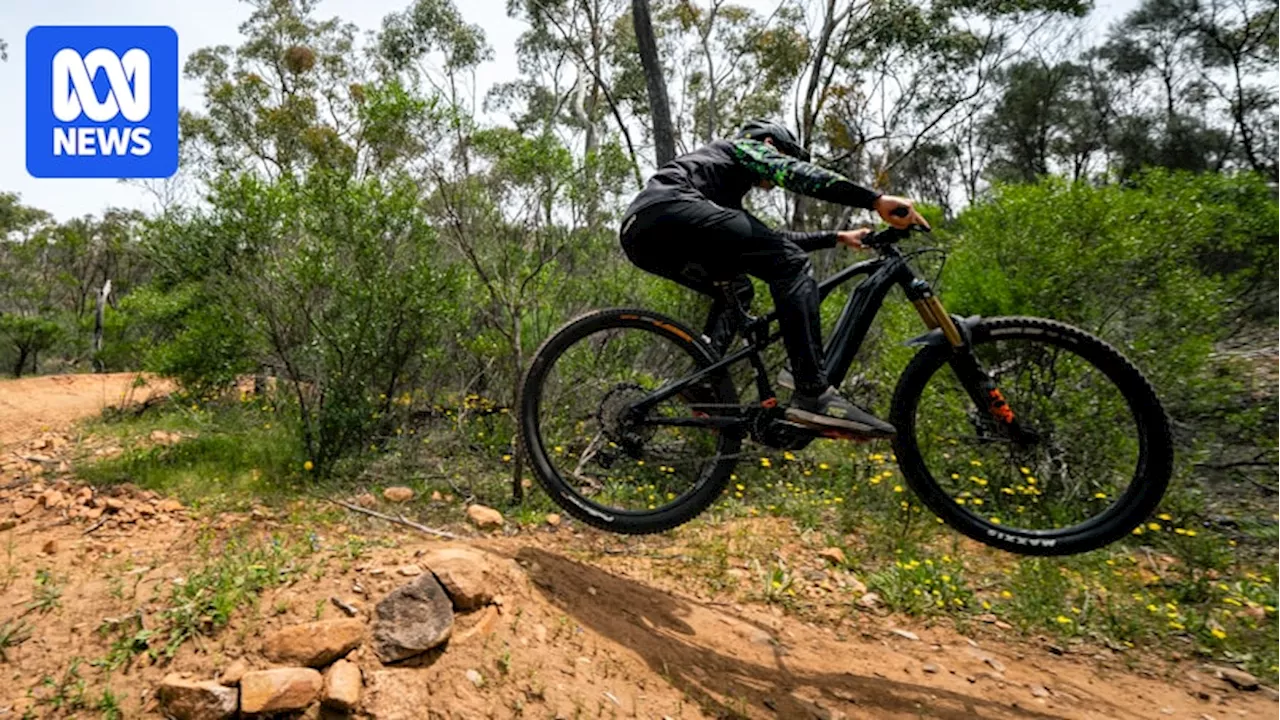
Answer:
[
  {"left": 532, "top": 322, "right": 737, "bottom": 515},
  {"left": 917, "top": 335, "right": 1140, "bottom": 532}
]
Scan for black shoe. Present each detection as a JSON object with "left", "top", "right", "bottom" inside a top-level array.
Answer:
[{"left": 784, "top": 387, "right": 896, "bottom": 437}]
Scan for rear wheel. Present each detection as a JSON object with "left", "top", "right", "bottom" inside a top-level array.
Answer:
[
  {"left": 519, "top": 308, "right": 742, "bottom": 534},
  {"left": 890, "top": 317, "right": 1173, "bottom": 555}
]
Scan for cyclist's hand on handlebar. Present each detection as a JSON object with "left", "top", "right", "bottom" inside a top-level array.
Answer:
[
  {"left": 873, "top": 195, "right": 931, "bottom": 231},
  {"left": 836, "top": 228, "right": 872, "bottom": 250}
]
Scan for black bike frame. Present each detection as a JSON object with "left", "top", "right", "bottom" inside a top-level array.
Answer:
[{"left": 632, "top": 238, "right": 953, "bottom": 424}]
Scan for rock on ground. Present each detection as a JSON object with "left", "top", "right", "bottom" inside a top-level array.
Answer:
[
  {"left": 382, "top": 486, "right": 414, "bottom": 503},
  {"left": 323, "top": 658, "right": 363, "bottom": 711},
  {"left": 466, "top": 503, "right": 504, "bottom": 529},
  {"left": 157, "top": 674, "right": 239, "bottom": 720},
  {"left": 1215, "top": 667, "right": 1259, "bottom": 691},
  {"left": 422, "top": 546, "right": 502, "bottom": 610},
  {"left": 262, "top": 618, "right": 365, "bottom": 667},
  {"left": 239, "top": 668, "right": 323, "bottom": 714},
  {"left": 817, "top": 547, "right": 847, "bottom": 566},
  {"left": 372, "top": 572, "right": 455, "bottom": 663},
  {"left": 218, "top": 658, "right": 249, "bottom": 686}
]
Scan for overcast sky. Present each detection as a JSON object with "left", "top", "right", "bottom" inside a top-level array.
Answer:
[{"left": 0, "top": 0, "right": 1138, "bottom": 220}]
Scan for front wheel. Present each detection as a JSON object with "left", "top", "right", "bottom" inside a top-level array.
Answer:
[{"left": 890, "top": 317, "right": 1173, "bottom": 555}]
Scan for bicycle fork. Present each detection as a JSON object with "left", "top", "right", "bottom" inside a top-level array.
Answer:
[{"left": 908, "top": 284, "right": 1037, "bottom": 445}]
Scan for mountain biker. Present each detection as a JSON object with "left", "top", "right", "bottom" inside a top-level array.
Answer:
[{"left": 619, "top": 119, "right": 930, "bottom": 437}]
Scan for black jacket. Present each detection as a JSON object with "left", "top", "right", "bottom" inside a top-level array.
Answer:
[{"left": 625, "top": 138, "right": 881, "bottom": 250}]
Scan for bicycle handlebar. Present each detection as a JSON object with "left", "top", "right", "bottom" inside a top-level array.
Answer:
[{"left": 864, "top": 223, "right": 928, "bottom": 248}]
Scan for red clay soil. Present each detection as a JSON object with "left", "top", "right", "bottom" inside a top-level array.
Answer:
[
  {"left": 1, "top": 500, "right": 1274, "bottom": 719},
  {"left": 0, "top": 373, "right": 172, "bottom": 451},
  {"left": 0, "top": 374, "right": 1274, "bottom": 719}
]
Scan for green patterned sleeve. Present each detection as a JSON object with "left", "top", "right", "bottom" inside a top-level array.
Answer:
[{"left": 729, "top": 138, "right": 880, "bottom": 210}]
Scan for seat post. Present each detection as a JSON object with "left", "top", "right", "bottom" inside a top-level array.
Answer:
[{"left": 714, "top": 280, "right": 755, "bottom": 326}]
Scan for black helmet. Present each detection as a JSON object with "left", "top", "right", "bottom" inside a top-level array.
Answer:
[{"left": 736, "top": 119, "right": 810, "bottom": 162}]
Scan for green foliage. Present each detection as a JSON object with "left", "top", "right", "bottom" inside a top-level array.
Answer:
[
  {"left": 0, "top": 314, "right": 62, "bottom": 377},
  {"left": 379, "top": 0, "right": 492, "bottom": 71},
  {"left": 869, "top": 553, "right": 975, "bottom": 615},
  {"left": 157, "top": 533, "right": 311, "bottom": 658},
  {"left": 120, "top": 284, "right": 256, "bottom": 395},
  {"left": 0, "top": 619, "right": 32, "bottom": 661},
  {"left": 0, "top": 201, "right": 149, "bottom": 376},
  {"left": 941, "top": 172, "right": 1277, "bottom": 457},
  {"left": 95, "top": 688, "right": 123, "bottom": 720},
  {"left": 37, "top": 659, "right": 87, "bottom": 712},
  {"left": 135, "top": 170, "right": 461, "bottom": 473},
  {"left": 78, "top": 396, "right": 306, "bottom": 507},
  {"left": 27, "top": 568, "right": 64, "bottom": 615},
  {"left": 93, "top": 613, "right": 152, "bottom": 673}
]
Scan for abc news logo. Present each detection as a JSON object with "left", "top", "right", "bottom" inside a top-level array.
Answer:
[
  {"left": 52, "top": 48, "right": 153, "bottom": 157},
  {"left": 26, "top": 26, "right": 178, "bottom": 179}
]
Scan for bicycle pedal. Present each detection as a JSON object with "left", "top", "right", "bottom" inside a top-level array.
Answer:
[{"left": 777, "top": 417, "right": 879, "bottom": 442}]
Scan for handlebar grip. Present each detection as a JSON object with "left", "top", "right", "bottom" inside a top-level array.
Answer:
[{"left": 890, "top": 206, "right": 909, "bottom": 218}]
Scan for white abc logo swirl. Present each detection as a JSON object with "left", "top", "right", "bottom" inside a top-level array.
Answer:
[{"left": 52, "top": 48, "right": 150, "bottom": 122}]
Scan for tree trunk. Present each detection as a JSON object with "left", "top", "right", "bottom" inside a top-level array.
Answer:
[
  {"left": 1229, "top": 56, "right": 1263, "bottom": 175},
  {"left": 698, "top": 1, "right": 722, "bottom": 144},
  {"left": 510, "top": 314, "right": 525, "bottom": 504},
  {"left": 92, "top": 279, "right": 111, "bottom": 373},
  {"left": 791, "top": 0, "right": 839, "bottom": 229},
  {"left": 13, "top": 347, "right": 28, "bottom": 378},
  {"left": 632, "top": 0, "right": 676, "bottom": 165},
  {"left": 800, "top": 0, "right": 838, "bottom": 149},
  {"left": 582, "top": 0, "right": 604, "bottom": 229}
]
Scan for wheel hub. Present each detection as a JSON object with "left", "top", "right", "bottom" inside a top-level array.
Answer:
[{"left": 597, "top": 383, "right": 655, "bottom": 455}]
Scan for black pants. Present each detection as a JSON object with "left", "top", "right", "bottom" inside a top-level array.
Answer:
[{"left": 620, "top": 198, "right": 828, "bottom": 396}]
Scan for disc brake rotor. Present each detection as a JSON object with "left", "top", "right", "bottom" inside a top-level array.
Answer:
[{"left": 597, "top": 383, "right": 655, "bottom": 454}]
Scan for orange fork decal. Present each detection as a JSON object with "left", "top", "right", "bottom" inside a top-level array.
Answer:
[{"left": 988, "top": 388, "right": 1015, "bottom": 423}]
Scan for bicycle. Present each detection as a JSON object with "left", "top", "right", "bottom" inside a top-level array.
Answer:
[{"left": 517, "top": 222, "right": 1173, "bottom": 556}]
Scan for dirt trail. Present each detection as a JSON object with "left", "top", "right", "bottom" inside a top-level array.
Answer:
[
  {"left": 498, "top": 540, "right": 1280, "bottom": 719},
  {"left": 0, "top": 373, "right": 172, "bottom": 450},
  {"left": 0, "top": 375, "right": 1274, "bottom": 719}
]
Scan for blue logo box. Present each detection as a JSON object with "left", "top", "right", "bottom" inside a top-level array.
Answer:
[{"left": 26, "top": 26, "right": 178, "bottom": 178}]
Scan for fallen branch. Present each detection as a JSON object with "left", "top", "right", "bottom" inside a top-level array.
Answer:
[
  {"left": 1245, "top": 477, "right": 1279, "bottom": 494},
  {"left": 327, "top": 498, "right": 460, "bottom": 540},
  {"left": 82, "top": 516, "right": 111, "bottom": 535},
  {"left": 35, "top": 517, "right": 72, "bottom": 532},
  {"left": 330, "top": 596, "right": 359, "bottom": 617}
]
